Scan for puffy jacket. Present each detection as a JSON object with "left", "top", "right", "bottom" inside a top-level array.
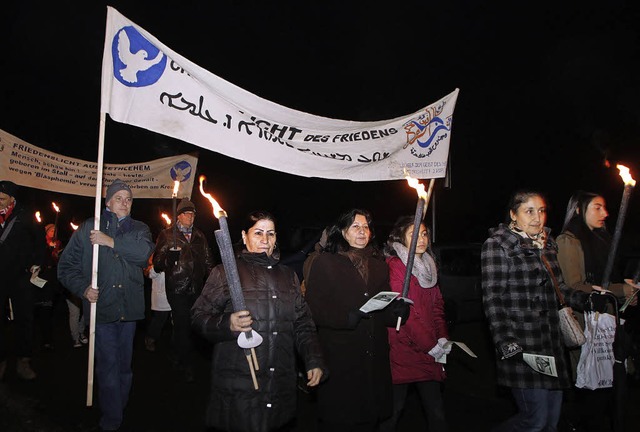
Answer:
[
  {"left": 191, "top": 251, "right": 326, "bottom": 432},
  {"left": 58, "top": 210, "right": 154, "bottom": 323},
  {"left": 386, "top": 256, "right": 448, "bottom": 384},
  {"left": 153, "top": 226, "right": 213, "bottom": 296}
]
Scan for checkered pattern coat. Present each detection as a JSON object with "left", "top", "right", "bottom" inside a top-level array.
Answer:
[{"left": 482, "top": 224, "right": 588, "bottom": 389}]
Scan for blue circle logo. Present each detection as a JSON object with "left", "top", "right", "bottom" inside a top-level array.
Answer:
[
  {"left": 170, "top": 161, "right": 193, "bottom": 182},
  {"left": 111, "top": 26, "right": 167, "bottom": 87}
]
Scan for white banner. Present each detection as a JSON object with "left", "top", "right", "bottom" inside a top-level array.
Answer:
[
  {"left": 0, "top": 128, "right": 198, "bottom": 199},
  {"left": 101, "top": 7, "right": 459, "bottom": 181}
]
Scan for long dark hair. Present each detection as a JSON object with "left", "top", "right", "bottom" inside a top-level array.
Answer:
[
  {"left": 562, "top": 190, "right": 601, "bottom": 232},
  {"left": 324, "top": 208, "right": 376, "bottom": 254},
  {"left": 561, "top": 191, "right": 612, "bottom": 285},
  {"left": 384, "top": 215, "right": 434, "bottom": 259}
]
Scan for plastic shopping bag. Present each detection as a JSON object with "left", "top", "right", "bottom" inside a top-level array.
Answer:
[{"left": 575, "top": 312, "right": 616, "bottom": 390}]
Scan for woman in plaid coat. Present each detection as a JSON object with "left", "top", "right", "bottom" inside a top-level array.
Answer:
[{"left": 482, "top": 190, "right": 589, "bottom": 432}]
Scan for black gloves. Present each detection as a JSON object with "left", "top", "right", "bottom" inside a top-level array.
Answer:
[
  {"left": 389, "top": 299, "right": 411, "bottom": 325},
  {"left": 347, "top": 310, "right": 370, "bottom": 329},
  {"left": 166, "top": 248, "right": 181, "bottom": 268}
]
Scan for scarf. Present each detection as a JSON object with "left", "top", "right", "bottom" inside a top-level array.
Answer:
[
  {"left": 391, "top": 242, "right": 438, "bottom": 288},
  {"left": 339, "top": 246, "right": 374, "bottom": 284},
  {"left": 177, "top": 222, "right": 193, "bottom": 242},
  {"left": 0, "top": 201, "right": 15, "bottom": 225},
  {"left": 509, "top": 220, "right": 547, "bottom": 249}
]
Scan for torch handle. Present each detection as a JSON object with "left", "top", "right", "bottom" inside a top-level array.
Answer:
[
  {"left": 214, "top": 227, "right": 247, "bottom": 311},
  {"left": 400, "top": 198, "right": 425, "bottom": 298},
  {"left": 601, "top": 185, "right": 633, "bottom": 289}
]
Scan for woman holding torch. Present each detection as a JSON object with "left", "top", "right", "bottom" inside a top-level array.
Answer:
[
  {"left": 191, "top": 210, "right": 325, "bottom": 432},
  {"left": 379, "top": 216, "right": 448, "bottom": 432},
  {"left": 304, "top": 208, "right": 410, "bottom": 432},
  {"left": 482, "top": 190, "right": 590, "bottom": 432},
  {"left": 557, "top": 190, "right": 638, "bottom": 431}
]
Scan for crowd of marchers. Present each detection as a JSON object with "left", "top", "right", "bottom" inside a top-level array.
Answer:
[{"left": 1, "top": 177, "right": 639, "bottom": 432}]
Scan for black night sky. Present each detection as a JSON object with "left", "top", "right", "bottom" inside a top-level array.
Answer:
[{"left": 2, "top": 1, "right": 640, "bottom": 256}]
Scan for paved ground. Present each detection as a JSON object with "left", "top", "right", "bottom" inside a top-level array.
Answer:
[{"left": 1, "top": 302, "right": 639, "bottom": 431}]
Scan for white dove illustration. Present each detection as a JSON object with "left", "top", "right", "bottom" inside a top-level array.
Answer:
[
  {"left": 116, "top": 29, "right": 164, "bottom": 83},
  {"left": 174, "top": 166, "right": 192, "bottom": 182}
]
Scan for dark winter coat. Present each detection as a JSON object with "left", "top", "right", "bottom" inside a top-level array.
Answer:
[
  {"left": 0, "top": 201, "right": 45, "bottom": 279},
  {"left": 386, "top": 256, "right": 448, "bottom": 384},
  {"left": 481, "top": 224, "right": 589, "bottom": 389},
  {"left": 304, "top": 247, "right": 394, "bottom": 425},
  {"left": 58, "top": 210, "right": 154, "bottom": 324},
  {"left": 153, "top": 226, "right": 213, "bottom": 296},
  {"left": 191, "top": 251, "right": 326, "bottom": 432}
]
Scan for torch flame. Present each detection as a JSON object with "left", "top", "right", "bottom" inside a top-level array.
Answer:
[
  {"left": 404, "top": 172, "right": 428, "bottom": 200},
  {"left": 161, "top": 213, "right": 172, "bottom": 226},
  {"left": 199, "top": 175, "right": 226, "bottom": 218},
  {"left": 52, "top": 202, "right": 60, "bottom": 213},
  {"left": 172, "top": 180, "right": 180, "bottom": 198},
  {"left": 617, "top": 164, "right": 636, "bottom": 187},
  {"left": 70, "top": 222, "right": 79, "bottom": 231},
  {"left": 35, "top": 211, "right": 42, "bottom": 223}
]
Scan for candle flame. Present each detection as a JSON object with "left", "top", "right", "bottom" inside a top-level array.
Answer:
[
  {"left": 198, "top": 175, "right": 226, "bottom": 218},
  {"left": 404, "top": 172, "right": 428, "bottom": 199},
  {"left": 161, "top": 213, "right": 172, "bottom": 226},
  {"left": 172, "top": 180, "right": 180, "bottom": 197},
  {"left": 617, "top": 164, "right": 636, "bottom": 187},
  {"left": 70, "top": 222, "right": 79, "bottom": 230},
  {"left": 35, "top": 211, "right": 42, "bottom": 223},
  {"left": 52, "top": 202, "right": 60, "bottom": 213}
]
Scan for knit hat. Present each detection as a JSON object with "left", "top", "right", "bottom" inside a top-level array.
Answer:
[
  {"left": 0, "top": 180, "right": 19, "bottom": 198},
  {"left": 105, "top": 179, "right": 132, "bottom": 203},
  {"left": 45, "top": 224, "right": 55, "bottom": 233},
  {"left": 177, "top": 198, "right": 196, "bottom": 215}
]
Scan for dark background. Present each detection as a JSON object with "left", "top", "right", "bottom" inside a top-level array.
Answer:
[{"left": 2, "top": 1, "right": 640, "bottom": 261}]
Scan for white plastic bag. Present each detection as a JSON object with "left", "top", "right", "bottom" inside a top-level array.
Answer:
[{"left": 575, "top": 312, "right": 616, "bottom": 390}]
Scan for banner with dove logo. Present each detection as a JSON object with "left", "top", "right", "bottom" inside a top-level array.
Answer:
[
  {"left": 101, "top": 7, "right": 458, "bottom": 181},
  {"left": 0, "top": 128, "right": 198, "bottom": 199}
]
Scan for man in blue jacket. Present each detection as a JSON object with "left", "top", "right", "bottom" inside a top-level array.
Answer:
[{"left": 58, "top": 179, "right": 154, "bottom": 432}]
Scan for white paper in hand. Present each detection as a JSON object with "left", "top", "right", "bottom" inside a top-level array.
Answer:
[{"left": 359, "top": 291, "right": 399, "bottom": 313}]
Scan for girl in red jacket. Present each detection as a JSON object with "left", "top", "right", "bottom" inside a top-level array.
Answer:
[{"left": 380, "top": 216, "right": 449, "bottom": 432}]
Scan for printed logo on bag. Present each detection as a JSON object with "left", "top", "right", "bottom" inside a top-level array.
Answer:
[{"left": 112, "top": 26, "right": 167, "bottom": 87}]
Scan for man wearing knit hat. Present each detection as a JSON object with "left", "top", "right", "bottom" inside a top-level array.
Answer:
[
  {"left": 58, "top": 178, "right": 154, "bottom": 431},
  {"left": 0, "top": 180, "right": 45, "bottom": 381},
  {"left": 153, "top": 197, "right": 213, "bottom": 382}
]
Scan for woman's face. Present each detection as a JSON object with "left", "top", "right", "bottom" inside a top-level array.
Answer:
[
  {"left": 242, "top": 219, "right": 276, "bottom": 256},
  {"left": 403, "top": 223, "right": 428, "bottom": 257},
  {"left": 584, "top": 196, "right": 608, "bottom": 230},
  {"left": 342, "top": 214, "right": 371, "bottom": 249},
  {"left": 510, "top": 195, "right": 547, "bottom": 237}
]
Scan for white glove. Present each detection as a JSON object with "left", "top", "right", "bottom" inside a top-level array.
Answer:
[
  {"left": 438, "top": 338, "right": 452, "bottom": 354},
  {"left": 428, "top": 343, "right": 446, "bottom": 360},
  {"left": 30, "top": 265, "right": 41, "bottom": 274}
]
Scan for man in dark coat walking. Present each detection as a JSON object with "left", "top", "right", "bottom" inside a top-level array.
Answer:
[{"left": 153, "top": 198, "right": 213, "bottom": 382}]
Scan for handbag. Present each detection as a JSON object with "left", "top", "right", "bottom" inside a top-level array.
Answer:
[
  {"left": 541, "top": 255, "right": 586, "bottom": 348},
  {"left": 575, "top": 311, "right": 616, "bottom": 389}
]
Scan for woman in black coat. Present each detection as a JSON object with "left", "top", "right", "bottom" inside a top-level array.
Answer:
[
  {"left": 304, "top": 208, "right": 409, "bottom": 432},
  {"left": 191, "top": 211, "right": 325, "bottom": 432}
]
